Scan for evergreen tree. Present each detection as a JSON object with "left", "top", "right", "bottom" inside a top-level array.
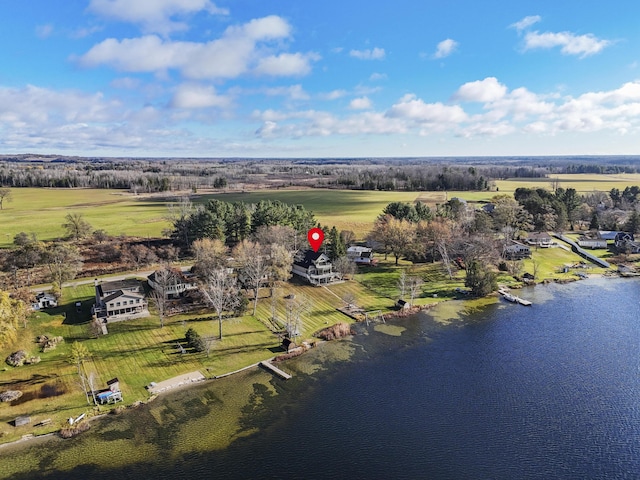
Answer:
[{"left": 464, "top": 260, "right": 497, "bottom": 297}]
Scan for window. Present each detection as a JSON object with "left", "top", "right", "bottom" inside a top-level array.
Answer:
[{"left": 116, "top": 302, "right": 121, "bottom": 307}]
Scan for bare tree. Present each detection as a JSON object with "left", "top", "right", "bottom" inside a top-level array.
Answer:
[
  {"left": 234, "top": 240, "right": 270, "bottom": 316},
  {"left": 397, "top": 270, "right": 407, "bottom": 299},
  {"left": 44, "top": 243, "right": 83, "bottom": 289},
  {"left": 408, "top": 276, "right": 423, "bottom": 306},
  {"left": 284, "top": 294, "right": 310, "bottom": 339},
  {"left": 192, "top": 238, "right": 228, "bottom": 280},
  {"left": 149, "top": 267, "right": 172, "bottom": 328},
  {"left": 68, "top": 341, "right": 94, "bottom": 405},
  {"left": 333, "top": 256, "right": 357, "bottom": 280},
  {"left": 0, "top": 187, "right": 12, "bottom": 210},
  {"left": 267, "top": 243, "right": 294, "bottom": 296},
  {"left": 200, "top": 268, "right": 240, "bottom": 339}
]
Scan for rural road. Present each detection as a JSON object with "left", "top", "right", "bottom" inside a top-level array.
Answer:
[{"left": 31, "top": 266, "right": 193, "bottom": 293}]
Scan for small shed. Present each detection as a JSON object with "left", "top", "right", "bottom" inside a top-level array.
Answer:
[{"left": 106, "top": 378, "right": 120, "bottom": 392}]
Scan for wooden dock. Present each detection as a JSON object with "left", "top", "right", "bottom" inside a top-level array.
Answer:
[
  {"left": 498, "top": 289, "right": 532, "bottom": 306},
  {"left": 260, "top": 361, "right": 292, "bottom": 380}
]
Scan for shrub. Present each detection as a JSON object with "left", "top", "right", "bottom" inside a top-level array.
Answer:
[
  {"left": 314, "top": 322, "right": 355, "bottom": 341},
  {"left": 185, "top": 327, "right": 206, "bottom": 352}
]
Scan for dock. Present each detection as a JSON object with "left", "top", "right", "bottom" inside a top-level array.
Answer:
[
  {"left": 260, "top": 361, "right": 292, "bottom": 380},
  {"left": 498, "top": 288, "right": 532, "bottom": 306}
]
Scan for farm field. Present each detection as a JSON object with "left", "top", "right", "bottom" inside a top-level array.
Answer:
[
  {"left": 3, "top": 173, "right": 640, "bottom": 246},
  {"left": 0, "top": 188, "right": 171, "bottom": 248}
]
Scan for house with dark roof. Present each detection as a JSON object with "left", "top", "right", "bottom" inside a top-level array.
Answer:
[
  {"left": 92, "top": 278, "right": 148, "bottom": 323},
  {"left": 147, "top": 268, "right": 198, "bottom": 299},
  {"left": 347, "top": 246, "right": 376, "bottom": 265},
  {"left": 292, "top": 250, "right": 339, "bottom": 285},
  {"left": 614, "top": 232, "right": 640, "bottom": 253},
  {"left": 32, "top": 292, "right": 58, "bottom": 310}
]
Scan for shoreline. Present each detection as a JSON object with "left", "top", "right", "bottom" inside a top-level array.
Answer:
[{"left": 0, "top": 272, "right": 630, "bottom": 453}]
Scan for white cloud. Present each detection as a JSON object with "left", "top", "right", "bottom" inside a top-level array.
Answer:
[
  {"left": 433, "top": 39, "right": 458, "bottom": 59},
  {"left": 170, "top": 84, "right": 231, "bottom": 109},
  {"left": 523, "top": 30, "right": 611, "bottom": 57},
  {"left": 254, "top": 52, "right": 320, "bottom": 77},
  {"left": 78, "top": 16, "right": 315, "bottom": 80},
  {"left": 370, "top": 72, "right": 387, "bottom": 81},
  {"left": 110, "top": 77, "right": 141, "bottom": 89},
  {"left": 88, "top": 0, "right": 229, "bottom": 35},
  {"left": 350, "top": 48, "right": 386, "bottom": 60},
  {"left": 349, "top": 97, "right": 372, "bottom": 110},
  {"left": 263, "top": 85, "right": 310, "bottom": 101},
  {"left": 319, "top": 90, "right": 348, "bottom": 100},
  {"left": 386, "top": 94, "right": 467, "bottom": 124},
  {"left": 454, "top": 77, "right": 507, "bottom": 103},
  {"left": 510, "top": 15, "right": 541, "bottom": 32},
  {"left": 36, "top": 24, "right": 54, "bottom": 39}
]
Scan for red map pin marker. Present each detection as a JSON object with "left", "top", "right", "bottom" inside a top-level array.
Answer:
[{"left": 307, "top": 228, "right": 324, "bottom": 252}]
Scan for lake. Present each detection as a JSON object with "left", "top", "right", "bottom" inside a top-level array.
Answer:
[{"left": 3, "top": 277, "right": 640, "bottom": 479}]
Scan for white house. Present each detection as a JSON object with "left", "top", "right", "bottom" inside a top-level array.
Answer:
[
  {"left": 578, "top": 237, "right": 608, "bottom": 249},
  {"left": 92, "top": 278, "right": 148, "bottom": 323},
  {"left": 32, "top": 292, "right": 58, "bottom": 310},
  {"left": 503, "top": 240, "right": 531, "bottom": 259},
  {"left": 347, "top": 246, "right": 375, "bottom": 265},
  {"left": 292, "top": 250, "right": 339, "bottom": 285},
  {"left": 525, "top": 232, "right": 552, "bottom": 248}
]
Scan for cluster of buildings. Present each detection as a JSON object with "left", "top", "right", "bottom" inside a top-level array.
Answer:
[
  {"left": 33, "top": 245, "right": 378, "bottom": 323},
  {"left": 503, "top": 230, "right": 637, "bottom": 260}
]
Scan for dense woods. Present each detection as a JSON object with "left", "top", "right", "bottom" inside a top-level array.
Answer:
[{"left": 2, "top": 155, "right": 638, "bottom": 193}]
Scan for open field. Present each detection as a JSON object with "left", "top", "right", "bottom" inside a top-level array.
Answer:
[
  {"left": 495, "top": 173, "right": 640, "bottom": 196},
  {"left": 0, "top": 188, "right": 171, "bottom": 248},
  {"left": 4, "top": 173, "right": 640, "bottom": 246}
]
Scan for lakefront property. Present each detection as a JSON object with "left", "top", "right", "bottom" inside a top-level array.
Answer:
[{"left": 3, "top": 161, "right": 640, "bottom": 478}]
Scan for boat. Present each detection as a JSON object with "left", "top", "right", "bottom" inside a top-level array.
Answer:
[{"left": 502, "top": 292, "right": 517, "bottom": 302}]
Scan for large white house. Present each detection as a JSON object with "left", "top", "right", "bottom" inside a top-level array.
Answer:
[
  {"left": 292, "top": 250, "right": 339, "bottom": 285},
  {"left": 92, "top": 278, "right": 148, "bottom": 323}
]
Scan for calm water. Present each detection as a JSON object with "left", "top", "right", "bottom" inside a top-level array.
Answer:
[{"left": 6, "top": 277, "right": 640, "bottom": 479}]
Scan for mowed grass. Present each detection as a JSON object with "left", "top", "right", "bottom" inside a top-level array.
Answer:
[{"left": 0, "top": 188, "right": 171, "bottom": 247}]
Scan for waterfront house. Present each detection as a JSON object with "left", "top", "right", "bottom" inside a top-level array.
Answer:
[
  {"left": 577, "top": 236, "right": 608, "bottom": 249},
  {"left": 292, "top": 250, "right": 339, "bottom": 285},
  {"left": 147, "top": 268, "right": 199, "bottom": 299},
  {"left": 614, "top": 232, "right": 640, "bottom": 253},
  {"left": 92, "top": 278, "right": 148, "bottom": 323},
  {"left": 525, "top": 232, "right": 552, "bottom": 247},
  {"left": 503, "top": 240, "right": 531, "bottom": 259}
]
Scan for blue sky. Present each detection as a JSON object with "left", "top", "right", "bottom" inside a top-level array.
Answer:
[{"left": 1, "top": 0, "right": 640, "bottom": 157}]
